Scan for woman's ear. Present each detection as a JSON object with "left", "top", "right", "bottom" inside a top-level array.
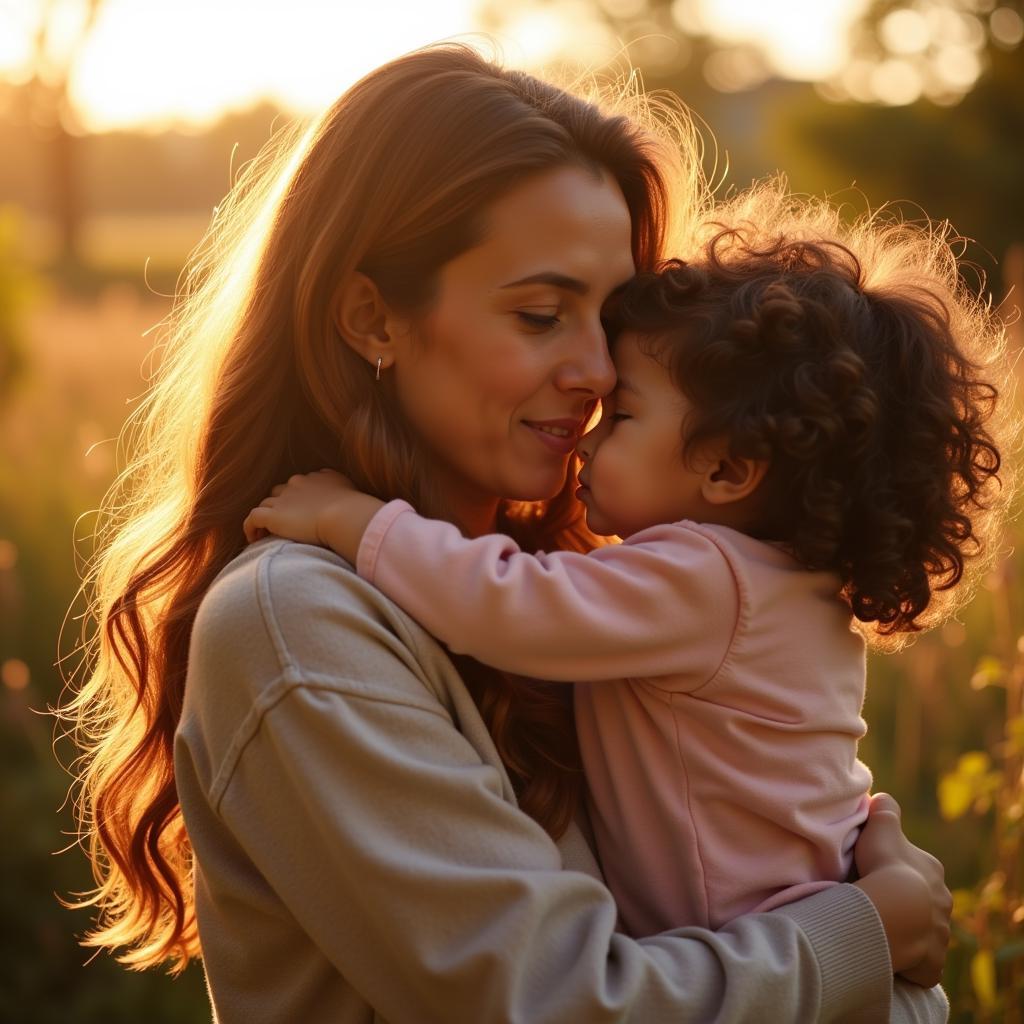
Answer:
[
  {"left": 701, "top": 454, "right": 769, "bottom": 506},
  {"left": 333, "top": 272, "right": 401, "bottom": 372}
]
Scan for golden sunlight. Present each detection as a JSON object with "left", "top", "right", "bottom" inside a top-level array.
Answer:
[
  {"left": 682, "top": 0, "right": 869, "bottom": 79},
  {"left": 0, "top": 0, "right": 877, "bottom": 131},
  {"left": 4, "top": 0, "right": 486, "bottom": 131}
]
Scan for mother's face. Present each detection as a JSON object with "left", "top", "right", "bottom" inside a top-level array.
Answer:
[{"left": 391, "top": 165, "right": 635, "bottom": 521}]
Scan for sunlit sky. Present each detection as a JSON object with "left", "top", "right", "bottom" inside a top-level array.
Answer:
[{"left": 0, "top": 0, "right": 867, "bottom": 131}]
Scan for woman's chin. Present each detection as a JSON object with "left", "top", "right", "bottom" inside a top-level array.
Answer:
[{"left": 502, "top": 468, "right": 571, "bottom": 504}]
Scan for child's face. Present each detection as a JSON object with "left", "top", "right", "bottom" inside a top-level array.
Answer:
[{"left": 575, "top": 333, "right": 716, "bottom": 538}]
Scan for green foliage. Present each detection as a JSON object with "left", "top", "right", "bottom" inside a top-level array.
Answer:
[{"left": 934, "top": 613, "right": 1024, "bottom": 1020}]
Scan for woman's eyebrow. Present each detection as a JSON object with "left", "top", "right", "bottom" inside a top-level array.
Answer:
[{"left": 500, "top": 271, "right": 589, "bottom": 295}]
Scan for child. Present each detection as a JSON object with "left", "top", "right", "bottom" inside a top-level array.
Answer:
[{"left": 243, "top": 188, "right": 1012, "bottom": 935}]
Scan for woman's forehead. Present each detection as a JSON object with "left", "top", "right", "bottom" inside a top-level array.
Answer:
[{"left": 446, "top": 166, "right": 635, "bottom": 293}]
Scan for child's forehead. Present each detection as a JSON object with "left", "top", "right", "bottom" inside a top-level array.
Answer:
[
  {"left": 611, "top": 331, "right": 674, "bottom": 391},
  {"left": 612, "top": 330, "right": 665, "bottom": 371},
  {"left": 611, "top": 330, "right": 646, "bottom": 361}
]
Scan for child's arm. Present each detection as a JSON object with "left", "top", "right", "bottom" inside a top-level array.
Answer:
[
  {"left": 359, "top": 499, "right": 740, "bottom": 685},
  {"left": 246, "top": 471, "right": 739, "bottom": 684},
  {"left": 246, "top": 471, "right": 740, "bottom": 684}
]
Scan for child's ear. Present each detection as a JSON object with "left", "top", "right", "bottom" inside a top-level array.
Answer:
[
  {"left": 333, "top": 272, "right": 406, "bottom": 373},
  {"left": 701, "top": 454, "right": 769, "bottom": 505}
]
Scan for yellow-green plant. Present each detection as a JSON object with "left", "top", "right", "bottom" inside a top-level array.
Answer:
[{"left": 939, "top": 560, "right": 1024, "bottom": 1022}]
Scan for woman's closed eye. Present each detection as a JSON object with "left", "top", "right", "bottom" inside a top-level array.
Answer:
[{"left": 516, "top": 311, "right": 561, "bottom": 330}]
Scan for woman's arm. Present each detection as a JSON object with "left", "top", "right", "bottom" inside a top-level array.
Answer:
[
  {"left": 852, "top": 793, "right": 952, "bottom": 988},
  {"left": 179, "top": 541, "right": 947, "bottom": 1023}
]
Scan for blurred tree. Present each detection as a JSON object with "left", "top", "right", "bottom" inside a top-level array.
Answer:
[
  {"left": 26, "top": 0, "right": 103, "bottom": 266},
  {"left": 780, "top": 40, "right": 1023, "bottom": 300},
  {"left": 481, "top": 0, "right": 1022, "bottom": 102},
  {"left": 0, "top": 94, "right": 290, "bottom": 218},
  {"left": 819, "top": 0, "right": 1023, "bottom": 105}
]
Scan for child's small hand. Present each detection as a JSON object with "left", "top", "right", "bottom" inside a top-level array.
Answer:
[{"left": 243, "top": 469, "right": 384, "bottom": 562}]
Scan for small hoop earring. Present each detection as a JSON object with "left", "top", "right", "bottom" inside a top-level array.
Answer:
[{"left": 375, "top": 356, "right": 382, "bottom": 382}]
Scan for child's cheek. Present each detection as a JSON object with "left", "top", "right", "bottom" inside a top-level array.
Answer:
[{"left": 592, "top": 444, "right": 626, "bottom": 498}]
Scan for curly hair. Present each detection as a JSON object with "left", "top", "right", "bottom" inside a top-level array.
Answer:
[{"left": 606, "top": 183, "right": 1018, "bottom": 648}]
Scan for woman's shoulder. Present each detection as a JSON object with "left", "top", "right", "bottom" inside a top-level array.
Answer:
[
  {"left": 190, "top": 538, "right": 457, "bottom": 710},
  {"left": 207, "top": 533, "right": 424, "bottom": 620}
]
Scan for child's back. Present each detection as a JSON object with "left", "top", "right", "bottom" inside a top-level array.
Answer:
[{"left": 575, "top": 520, "right": 871, "bottom": 933}]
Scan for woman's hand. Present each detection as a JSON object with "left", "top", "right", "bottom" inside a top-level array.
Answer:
[
  {"left": 853, "top": 792, "right": 952, "bottom": 988},
  {"left": 243, "top": 469, "right": 384, "bottom": 563}
]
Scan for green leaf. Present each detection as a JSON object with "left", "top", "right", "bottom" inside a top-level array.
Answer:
[
  {"left": 951, "top": 888, "right": 976, "bottom": 921},
  {"left": 971, "top": 949, "right": 998, "bottom": 1009},
  {"left": 958, "top": 751, "right": 992, "bottom": 776},
  {"left": 939, "top": 773, "right": 973, "bottom": 820},
  {"left": 971, "top": 656, "right": 1006, "bottom": 690}
]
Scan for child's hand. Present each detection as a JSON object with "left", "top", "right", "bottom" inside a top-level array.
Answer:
[{"left": 242, "top": 469, "right": 384, "bottom": 562}]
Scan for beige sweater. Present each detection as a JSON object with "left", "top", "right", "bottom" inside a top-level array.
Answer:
[{"left": 175, "top": 539, "right": 948, "bottom": 1023}]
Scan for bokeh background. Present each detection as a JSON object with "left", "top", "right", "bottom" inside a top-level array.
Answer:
[{"left": 1, "top": 0, "right": 1022, "bottom": 1020}]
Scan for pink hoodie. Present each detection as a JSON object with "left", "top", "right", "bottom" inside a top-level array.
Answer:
[{"left": 356, "top": 499, "right": 872, "bottom": 934}]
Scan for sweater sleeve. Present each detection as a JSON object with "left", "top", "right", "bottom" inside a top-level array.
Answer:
[
  {"left": 180, "top": 543, "right": 923, "bottom": 1023},
  {"left": 891, "top": 980, "right": 949, "bottom": 1023},
  {"left": 355, "top": 499, "right": 739, "bottom": 684}
]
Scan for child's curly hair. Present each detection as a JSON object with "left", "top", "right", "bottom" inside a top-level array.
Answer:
[{"left": 607, "top": 182, "right": 1019, "bottom": 649}]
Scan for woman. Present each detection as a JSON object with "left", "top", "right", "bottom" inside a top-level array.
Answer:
[{"left": 65, "top": 43, "right": 950, "bottom": 1021}]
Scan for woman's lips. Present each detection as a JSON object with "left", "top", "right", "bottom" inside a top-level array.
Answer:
[{"left": 522, "top": 418, "right": 583, "bottom": 455}]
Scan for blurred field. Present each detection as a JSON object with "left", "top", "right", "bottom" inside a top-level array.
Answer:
[
  {"left": 16, "top": 212, "right": 210, "bottom": 293},
  {"left": 1, "top": 206, "right": 1021, "bottom": 1019},
  {"left": 0, "top": 271, "right": 214, "bottom": 1020}
]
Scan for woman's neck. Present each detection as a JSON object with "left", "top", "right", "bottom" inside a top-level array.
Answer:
[
  {"left": 431, "top": 465, "right": 499, "bottom": 537},
  {"left": 452, "top": 496, "right": 501, "bottom": 538}
]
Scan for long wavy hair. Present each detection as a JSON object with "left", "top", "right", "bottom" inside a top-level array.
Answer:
[{"left": 56, "top": 42, "right": 704, "bottom": 972}]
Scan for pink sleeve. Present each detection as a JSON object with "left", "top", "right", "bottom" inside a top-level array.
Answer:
[{"left": 356, "top": 500, "right": 740, "bottom": 686}]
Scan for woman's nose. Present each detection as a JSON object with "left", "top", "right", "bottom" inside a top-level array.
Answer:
[{"left": 557, "top": 321, "right": 616, "bottom": 397}]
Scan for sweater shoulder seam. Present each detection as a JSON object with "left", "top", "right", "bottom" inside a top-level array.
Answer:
[{"left": 208, "top": 670, "right": 453, "bottom": 811}]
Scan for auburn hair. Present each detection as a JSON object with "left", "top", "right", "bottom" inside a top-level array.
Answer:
[
  {"left": 57, "top": 42, "right": 704, "bottom": 972},
  {"left": 607, "top": 181, "right": 1018, "bottom": 647}
]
